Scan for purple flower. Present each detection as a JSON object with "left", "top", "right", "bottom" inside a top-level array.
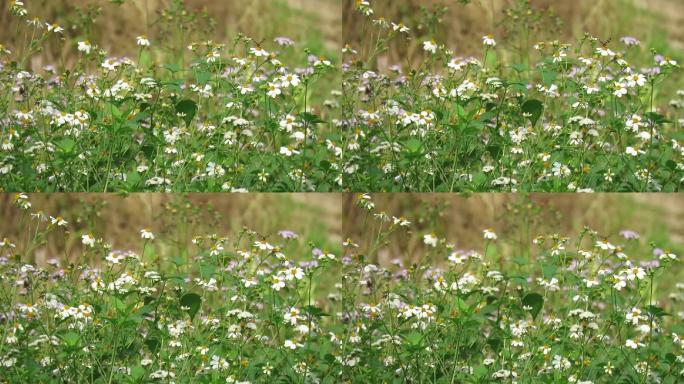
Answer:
[
  {"left": 620, "top": 36, "right": 640, "bottom": 46},
  {"left": 278, "top": 230, "right": 298, "bottom": 240},
  {"left": 299, "top": 260, "right": 318, "bottom": 269},
  {"left": 640, "top": 259, "right": 660, "bottom": 269},
  {"left": 620, "top": 230, "right": 640, "bottom": 240},
  {"left": 274, "top": 36, "right": 295, "bottom": 47}
]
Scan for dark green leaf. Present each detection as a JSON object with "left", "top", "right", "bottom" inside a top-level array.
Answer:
[
  {"left": 645, "top": 305, "right": 670, "bottom": 318},
  {"left": 175, "top": 99, "right": 197, "bottom": 127},
  {"left": 303, "top": 305, "right": 330, "bottom": 317},
  {"left": 521, "top": 99, "right": 543, "bottom": 127},
  {"left": 522, "top": 293, "right": 544, "bottom": 320},
  {"left": 180, "top": 293, "right": 202, "bottom": 320},
  {"left": 300, "top": 112, "right": 325, "bottom": 125}
]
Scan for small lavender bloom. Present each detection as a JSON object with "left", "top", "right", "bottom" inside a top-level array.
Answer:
[
  {"left": 278, "top": 230, "right": 298, "bottom": 239},
  {"left": 394, "top": 269, "right": 408, "bottom": 280},
  {"left": 312, "top": 248, "right": 323, "bottom": 257},
  {"left": 393, "top": 76, "right": 407, "bottom": 85},
  {"left": 641, "top": 66, "right": 661, "bottom": 76},
  {"left": 295, "top": 67, "right": 314, "bottom": 76},
  {"left": 620, "top": 230, "right": 640, "bottom": 240},
  {"left": 653, "top": 248, "right": 664, "bottom": 257},
  {"left": 620, "top": 36, "right": 640, "bottom": 46},
  {"left": 341, "top": 256, "right": 353, "bottom": 265},
  {"left": 389, "top": 65, "right": 402, "bottom": 73},
  {"left": 51, "top": 269, "right": 65, "bottom": 281},
  {"left": 223, "top": 66, "right": 240, "bottom": 76},
  {"left": 274, "top": 36, "right": 295, "bottom": 47},
  {"left": 640, "top": 259, "right": 660, "bottom": 269},
  {"left": 299, "top": 260, "right": 318, "bottom": 269}
]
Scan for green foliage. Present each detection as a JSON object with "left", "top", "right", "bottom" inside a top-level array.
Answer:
[
  {"left": 0, "top": 0, "right": 339, "bottom": 192},
  {"left": 343, "top": 0, "right": 684, "bottom": 192},
  {"left": 2, "top": 194, "right": 684, "bottom": 383}
]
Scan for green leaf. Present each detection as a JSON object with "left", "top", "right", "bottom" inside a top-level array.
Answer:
[
  {"left": 199, "top": 263, "right": 215, "bottom": 279},
  {"left": 645, "top": 305, "right": 670, "bottom": 318},
  {"left": 57, "top": 138, "right": 77, "bottom": 154},
  {"left": 126, "top": 172, "right": 141, "bottom": 189},
  {"left": 509, "top": 63, "right": 527, "bottom": 73},
  {"left": 405, "top": 331, "right": 423, "bottom": 346},
  {"left": 300, "top": 112, "right": 325, "bottom": 125},
  {"left": 175, "top": 99, "right": 197, "bottom": 127},
  {"left": 521, "top": 99, "right": 543, "bottom": 127},
  {"left": 541, "top": 263, "right": 557, "bottom": 278},
  {"left": 540, "top": 70, "right": 557, "bottom": 85},
  {"left": 130, "top": 365, "right": 145, "bottom": 380},
  {"left": 196, "top": 70, "right": 211, "bottom": 85},
  {"left": 645, "top": 112, "right": 669, "bottom": 125},
  {"left": 180, "top": 293, "right": 202, "bottom": 320},
  {"left": 303, "top": 305, "right": 330, "bottom": 317},
  {"left": 59, "top": 332, "right": 81, "bottom": 348},
  {"left": 144, "top": 337, "right": 160, "bottom": 353},
  {"left": 522, "top": 293, "right": 544, "bottom": 320},
  {"left": 162, "top": 63, "right": 181, "bottom": 73},
  {"left": 170, "top": 256, "right": 187, "bottom": 267},
  {"left": 112, "top": 297, "right": 127, "bottom": 314},
  {"left": 106, "top": 103, "right": 123, "bottom": 120},
  {"left": 402, "top": 138, "right": 423, "bottom": 154}
]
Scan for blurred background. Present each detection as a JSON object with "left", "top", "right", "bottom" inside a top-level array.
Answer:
[
  {"left": 344, "top": 0, "right": 683, "bottom": 64},
  {"left": 1, "top": 0, "right": 341, "bottom": 67},
  {"left": 0, "top": 0, "right": 342, "bottom": 118},
  {"left": 343, "top": 193, "right": 684, "bottom": 302},
  {"left": 343, "top": 193, "right": 684, "bottom": 264},
  {"left": 343, "top": 0, "right": 684, "bottom": 98},
  {"left": 0, "top": 193, "right": 342, "bottom": 264}
]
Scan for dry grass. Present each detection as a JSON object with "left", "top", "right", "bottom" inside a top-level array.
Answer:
[
  {"left": 343, "top": 0, "right": 683, "bottom": 69},
  {"left": 1, "top": 0, "right": 341, "bottom": 68},
  {"left": 0, "top": 193, "right": 342, "bottom": 264},
  {"left": 343, "top": 193, "right": 684, "bottom": 266}
]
